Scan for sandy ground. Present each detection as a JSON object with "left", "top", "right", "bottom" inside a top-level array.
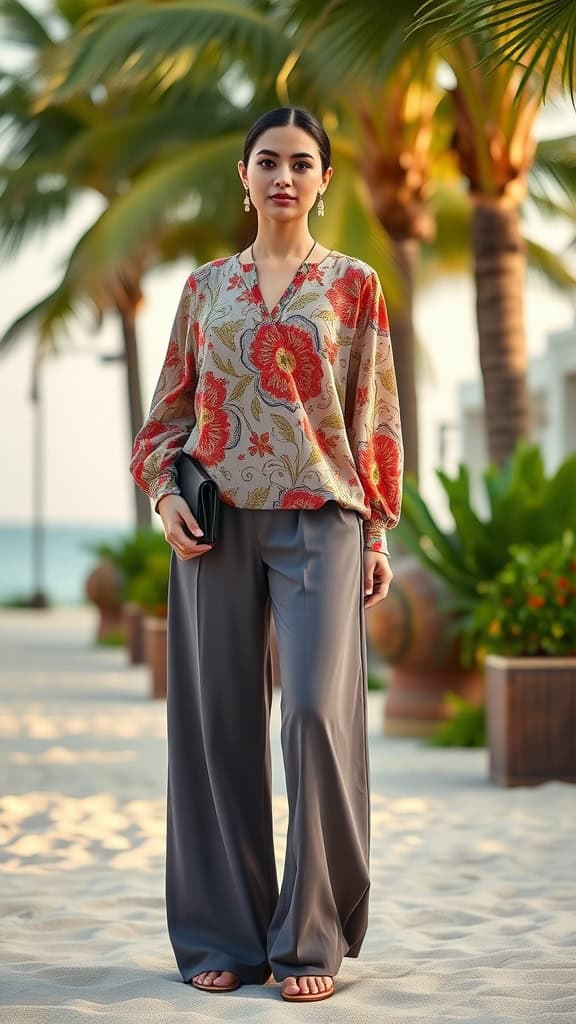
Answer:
[{"left": 0, "top": 606, "right": 575, "bottom": 1024}]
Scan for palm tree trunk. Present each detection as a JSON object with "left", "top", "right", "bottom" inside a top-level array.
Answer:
[
  {"left": 390, "top": 238, "right": 419, "bottom": 480},
  {"left": 472, "top": 200, "right": 531, "bottom": 465},
  {"left": 115, "top": 291, "right": 151, "bottom": 530}
]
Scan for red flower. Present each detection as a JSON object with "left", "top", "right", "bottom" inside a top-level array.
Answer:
[
  {"left": 164, "top": 350, "right": 196, "bottom": 406},
  {"left": 556, "top": 577, "right": 569, "bottom": 589},
  {"left": 326, "top": 268, "right": 366, "bottom": 328},
  {"left": 305, "top": 263, "right": 325, "bottom": 284},
  {"left": 238, "top": 284, "right": 261, "bottom": 307},
  {"left": 276, "top": 488, "right": 326, "bottom": 510},
  {"left": 194, "top": 371, "right": 231, "bottom": 466},
  {"left": 372, "top": 288, "right": 390, "bottom": 332},
  {"left": 357, "top": 386, "right": 369, "bottom": 407},
  {"left": 527, "top": 594, "right": 545, "bottom": 608},
  {"left": 246, "top": 321, "right": 323, "bottom": 406},
  {"left": 323, "top": 335, "right": 339, "bottom": 364},
  {"left": 248, "top": 431, "right": 274, "bottom": 457},
  {"left": 357, "top": 433, "right": 402, "bottom": 515},
  {"left": 316, "top": 429, "right": 338, "bottom": 457}
]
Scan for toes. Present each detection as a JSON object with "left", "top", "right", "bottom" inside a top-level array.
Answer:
[
  {"left": 213, "top": 971, "right": 237, "bottom": 986},
  {"left": 282, "top": 976, "right": 300, "bottom": 994}
]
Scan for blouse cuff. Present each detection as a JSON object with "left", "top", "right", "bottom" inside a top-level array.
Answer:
[
  {"left": 150, "top": 473, "right": 181, "bottom": 514},
  {"left": 363, "top": 522, "right": 390, "bottom": 556}
]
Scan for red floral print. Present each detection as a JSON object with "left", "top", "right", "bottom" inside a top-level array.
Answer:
[
  {"left": 323, "top": 335, "right": 338, "bottom": 364},
  {"left": 248, "top": 431, "right": 274, "bottom": 457},
  {"left": 276, "top": 488, "right": 326, "bottom": 509},
  {"left": 164, "top": 350, "right": 196, "bottom": 406},
  {"left": 246, "top": 321, "right": 323, "bottom": 406},
  {"left": 194, "top": 371, "right": 231, "bottom": 467},
  {"left": 358, "top": 433, "right": 402, "bottom": 517},
  {"left": 130, "top": 254, "right": 403, "bottom": 550},
  {"left": 326, "top": 267, "right": 366, "bottom": 328},
  {"left": 316, "top": 429, "right": 339, "bottom": 458}
]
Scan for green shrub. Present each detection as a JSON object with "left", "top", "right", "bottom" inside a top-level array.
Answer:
[
  {"left": 128, "top": 548, "right": 171, "bottom": 617},
  {"left": 86, "top": 529, "right": 168, "bottom": 602},
  {"left": 467, "top": 531, "right": 576, "bottom": 659},
  {"left": 426, "top": 694, "right": 486, "bottom": 748},
  {"left": 396, "top": 442, "right": 576, "bottom": 643}
]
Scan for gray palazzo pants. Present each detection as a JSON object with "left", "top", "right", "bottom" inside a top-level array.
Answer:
[{"left": 165, "top": 499, "right": 371, "bottom": 985}]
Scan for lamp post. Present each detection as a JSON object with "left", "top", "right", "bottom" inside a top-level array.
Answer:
[{"left": 29, "top": 350, "right": 48, "bottom": 608}]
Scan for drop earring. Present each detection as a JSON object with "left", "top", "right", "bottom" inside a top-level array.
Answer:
[
  {"left": 243, "top": 187, "right": 251, "bottom": 213},
  {"left": 317, "top": 190, "right": 325, "bottom": 217}
]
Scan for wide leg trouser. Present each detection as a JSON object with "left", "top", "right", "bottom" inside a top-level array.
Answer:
[{"left": 165, "top": 499, "right": 371, "bottom": 984}]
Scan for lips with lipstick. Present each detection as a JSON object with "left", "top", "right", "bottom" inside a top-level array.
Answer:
[{"left": 269, "top": 193, "right": 297, "bottom": 202}]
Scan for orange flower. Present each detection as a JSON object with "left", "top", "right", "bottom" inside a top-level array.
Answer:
[
  {"left": 527, "top": 594, "right": 545, "bottom": 608},
  {"left": 248, "top": 431, "right": 274, "bottom": 457}
]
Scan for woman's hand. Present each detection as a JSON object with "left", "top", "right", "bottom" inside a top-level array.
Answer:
[
  {"left": 363, "top": 550, "right": 393, "bottom": 607},
  {"left": 157, "top": 494, "right": 214, "bottom": 560}
]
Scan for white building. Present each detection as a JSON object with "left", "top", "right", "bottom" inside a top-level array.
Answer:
[{"left": 458, "top": 320, "right": 576, "bottom": 513}]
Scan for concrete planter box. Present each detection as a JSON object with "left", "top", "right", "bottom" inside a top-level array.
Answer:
[
  {"left": 143, "top": 616, "right": 167, "bottom": 699},
  {"left": 485, "top": 655, "right": 576, "bottom": 786}
]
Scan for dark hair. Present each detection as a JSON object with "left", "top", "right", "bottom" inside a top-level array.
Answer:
[{"left": 242, "top": 107, "right": 331, "bottom": 174}]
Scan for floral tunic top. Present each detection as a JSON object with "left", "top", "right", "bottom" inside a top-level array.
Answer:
[{"left": 130, "top": 249, "right": 403, "bottom": 552}]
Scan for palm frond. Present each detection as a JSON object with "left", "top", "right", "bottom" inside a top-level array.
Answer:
[
  {"left": 59, "top": 133, "right": 247, "bottom": 287},
  {"left": 0, "top": 277, "right": 98, "bottom": 356},
  {"left": 0, "top": 0, "right": 53, "bottom": 48},
  {"left": 49, "top": 0, "right": 289, "bottom": 99},
  {"left": 531, "top": 133, "right": 576, "bottom": 208},
  {"left": 410, "top": 0, "right": 576, "bottom": 105},
  {"left": 0, "top": 163, "right": 77, "bottom": 257},
  {"left": 525, "top": 236, "right": 576, "bottom": 292}
]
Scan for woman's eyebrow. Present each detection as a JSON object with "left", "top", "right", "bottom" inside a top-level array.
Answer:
[{"left": 255, "top": 148, "right": 315, "bottom": 159}]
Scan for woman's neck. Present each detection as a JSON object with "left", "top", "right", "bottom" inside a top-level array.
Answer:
[{"left": 250, "top": 220, "right": 316, "bottom": 262}]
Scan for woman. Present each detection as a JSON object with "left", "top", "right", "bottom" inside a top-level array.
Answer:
[{"left": 130, "top": 106, "right": 403, "bottom": 1003}]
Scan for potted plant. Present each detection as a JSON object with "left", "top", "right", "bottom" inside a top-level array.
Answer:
[
  {"left": 128, "top": 548, "right": 171, "bottom": 699},
  {"left": 468, "top": 532, "right": 576, "bottom": 786},
  {"left": 369, "top": 442, "right": 576, "bottom": 736},
  {"left": 89, "top": 529, "right": 169, "bottom": 663}
]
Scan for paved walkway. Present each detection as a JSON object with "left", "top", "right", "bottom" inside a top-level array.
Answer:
[{"left": 0, "top": 608, "right": 574, "bottom": 1023}]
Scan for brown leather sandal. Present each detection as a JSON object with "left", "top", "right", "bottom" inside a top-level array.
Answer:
[
  {"left": 191, "top": 972, "right": 241, "bottom": 993},
  {"left": 281, "top": 977, "right": 335, "bottom": 1002}
]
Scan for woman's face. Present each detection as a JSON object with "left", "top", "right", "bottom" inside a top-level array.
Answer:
[{"left": 238, "top": 124, "right": 332, "bottom": 220}]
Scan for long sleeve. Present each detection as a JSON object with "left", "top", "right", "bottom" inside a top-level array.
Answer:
[
  {"left": 129, "top": 276, "right": 198, "bottom": 513},
  {"left": 348, "top": 271, "right": 404, "bottom": 552}
]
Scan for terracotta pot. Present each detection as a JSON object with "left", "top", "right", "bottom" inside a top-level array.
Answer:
[
  {"left": 123, "top": 602, "right": 146, "bottom": 664},
  {"left": 84, "top": 559, "right": 125, "bottom": 643},
  {"left": 365, "top": 556, "right": 483, "bottom": 737},
  {"left": 486, "top": 655, "right": 576, "bottom": 786},
  {"left": 143, "top": 616, "right": 167, "bottom": 699}
]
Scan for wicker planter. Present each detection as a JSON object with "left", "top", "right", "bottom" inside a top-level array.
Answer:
[
  {"left": 486, "top": 655, "right": 576, "bottom": 786},
  {"left": 143, "top": 616, "right": 167, "bottom": 699},
  {"left": 123, "top": 602, "right": 146, "bottom": 664}
]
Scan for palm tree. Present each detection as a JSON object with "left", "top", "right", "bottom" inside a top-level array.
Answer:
[
  {"left": 411, "top": 0, "right": 576, "bottom": 106},
  {"left": 44, "top": 0, "right": 576, "bottom": 470},
  {"left": 0, "top": 0, "right": 254, "bottom": 526}
]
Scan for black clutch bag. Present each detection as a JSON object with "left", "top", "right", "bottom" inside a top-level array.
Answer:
[{"left": 175, "top": 452, "right": 221, "bottom": 545}]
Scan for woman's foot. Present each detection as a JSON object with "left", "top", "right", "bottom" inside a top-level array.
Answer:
[
  {"left": 191, "top": 970, "right": 240, "bottom": 992},
  {"left": 281, "top": 975, "right": 334, "bottom": 1002}
]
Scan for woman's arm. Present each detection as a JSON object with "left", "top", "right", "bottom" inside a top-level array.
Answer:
[
  {"left": 348, "top": 271, "right": 404, "bottom": 552},
  {"left": 129, "top": 276, "right": 198, "bottom": 512}
]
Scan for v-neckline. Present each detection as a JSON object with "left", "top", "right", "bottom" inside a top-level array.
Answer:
[{"left": 236, "top": 249, "right": 333, "bottom": 322}]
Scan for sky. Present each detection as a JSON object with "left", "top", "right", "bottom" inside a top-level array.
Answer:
[{"left": 0, "top": 32, "right": 575, "bottom": 527}]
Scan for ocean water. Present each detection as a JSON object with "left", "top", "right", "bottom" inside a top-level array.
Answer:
[{"left": 0, "top": 523, "right": 149, "bottom": 606}]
